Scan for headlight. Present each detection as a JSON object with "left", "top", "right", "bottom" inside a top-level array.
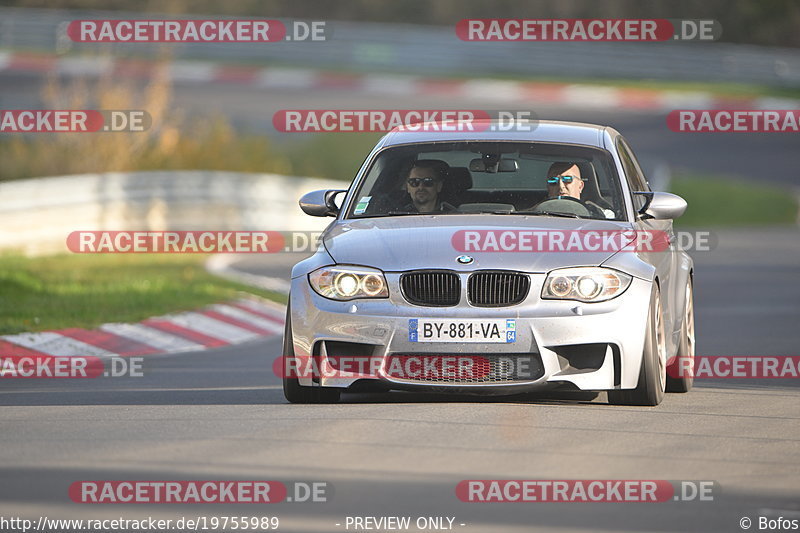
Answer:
[
  {"left": 309, "top": 266, "right": 389, "bottom": 300},
  {"left": 542, "top": 267, "right": 632, "bottom": 303}
]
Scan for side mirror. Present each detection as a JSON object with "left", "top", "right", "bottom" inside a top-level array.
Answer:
[
  {"left": 299, "top": 189, "right": 347, "bottom": 217},
  {"left": 635, "top": 191, "right": 687, "bottom": 220}
]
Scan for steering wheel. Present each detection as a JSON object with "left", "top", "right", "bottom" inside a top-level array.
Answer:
[{"left": 531, "top": 196, "right": 592, "bottom": 217}]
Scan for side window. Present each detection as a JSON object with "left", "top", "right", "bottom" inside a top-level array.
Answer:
[
  {"left": 616, "top": 138, "right": 648, "bottom": 212},
  {"left": 621, "top": 138, "right": 650, "bottom": 191}
]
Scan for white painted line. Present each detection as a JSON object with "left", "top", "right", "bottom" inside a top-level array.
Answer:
[
  {"left": 57, "top": 56, "right": 113, "bottom": 76},
  {"left": 0, "top": 51, "right": 11, "bottom": 71},
  {"left": 562, "top": 85, "right": 623, "bottom": 108},
  {"left": 755, "top": 96, "right": 800, "bottom": 110},
  {"left": 461, "top": 80, "right": 526, "bottom": 102},
  {"left": 209, "top": 304, "right": 284, "bottom": 334},
  {"left": 257, "top": 68, "right": 316, "bottom": 88},
  {"left": 361, "top": 74, "right": 420, "bottom": 95},
  {"left": 1, "top": 332, "right": 113, "bottom": 357},
  {"left": 164, "top": 312, "right": 259, "bottom": 344},
  {"left": 169, "top": 61, "right": 215, "bottom": 82},
  {"left": 100, "top": 323, "right": 204, "bottom": 353},
  {"left": 658, "top": 91, "right": 714, "bottom": 109}
]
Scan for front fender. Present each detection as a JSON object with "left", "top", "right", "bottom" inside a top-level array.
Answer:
[{"left": 291, "top": 247, "right": 336, "bottom": 279}]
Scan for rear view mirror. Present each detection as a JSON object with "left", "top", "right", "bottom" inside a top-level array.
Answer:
[
  {"left": 499, "top": 159, "right": 519, "bottom": 172},
  {"left": 468, "top": 158, "right": 519, "bottom": 173}
]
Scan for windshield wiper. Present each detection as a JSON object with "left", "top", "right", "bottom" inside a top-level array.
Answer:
[
  {"left": 350, "top": 210, "right": 419, "bottom": 218},
  {"left": 456, "top": 210, "right": 517, "bottom": 215},
  {"left": 513, "top": 210, "right": 586, "bottom": 219},
  {"left": 355, "top": 210, "right": 587, "bottom": 219}
]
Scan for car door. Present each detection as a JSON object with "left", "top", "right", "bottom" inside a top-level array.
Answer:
[{"left": 617, "top": 137, "right": 680, "bottom": 351}]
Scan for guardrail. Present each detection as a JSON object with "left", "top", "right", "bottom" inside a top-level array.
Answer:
[
  {"left": 0, "top": 157, "right": 674, "bottom": 257},
  {"left": 0, "top": 7, "right": 798, "bottom": 87},
  {"left": 0, "top": 171, "right": 343, "bottom": 255}
]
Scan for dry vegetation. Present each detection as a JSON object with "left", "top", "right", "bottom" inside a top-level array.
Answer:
[{"left": 0, "top": 55, "right": 299, "bottom": 181}]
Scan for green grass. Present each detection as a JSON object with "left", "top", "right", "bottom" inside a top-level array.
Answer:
[
  {"left": 0, "top": 253, "right": 286, "bottom": 335},
  {"left": 671, "top": 174, "right": 798, "bottom": 226},
  {"left": 282, "top": 132, "right": 384, "bottom": 182}
]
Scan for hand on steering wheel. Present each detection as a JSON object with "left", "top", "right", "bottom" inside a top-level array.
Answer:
[
  {"left": 533, "top": 196, "right": 592, "bottom": 217},
  {"left": 549, "top": 195, "right": 591, "bottom": 206}
]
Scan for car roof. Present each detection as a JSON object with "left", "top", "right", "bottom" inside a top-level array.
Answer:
[{"left": 379, "top": 120, "right": 616, "bottom": 149}]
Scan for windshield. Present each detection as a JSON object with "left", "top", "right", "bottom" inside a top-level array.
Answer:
[{"left": 346, "top": 141, "right": 626, "bottom": 221}]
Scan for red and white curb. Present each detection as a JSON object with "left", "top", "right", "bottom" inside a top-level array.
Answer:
[
  {"left": 1, "top": 51, "right": 797, "bottom": 111},
  {"left": 0, "top": 297, "right": 285, "bottom": 358}
]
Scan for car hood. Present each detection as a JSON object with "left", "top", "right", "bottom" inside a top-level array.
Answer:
[{"left": 323, "top": 215, "right": 636, "bottom": 273}]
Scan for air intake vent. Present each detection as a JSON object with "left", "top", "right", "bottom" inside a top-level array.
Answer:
[
  {"left": 385, "top": 353, "right": 543, "bottom": 384},
  {"left": 467, "top": 271, "right": 530, "bottom": 307},
  {"left": 400, "top": 271, "right": 460, "bottom": 307}
]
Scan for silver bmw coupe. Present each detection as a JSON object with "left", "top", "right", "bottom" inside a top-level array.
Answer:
[{"left": 282, "top": 121, "right": 694, "bottom": 406}]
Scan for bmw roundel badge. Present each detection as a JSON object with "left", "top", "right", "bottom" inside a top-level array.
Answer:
[{"left": 456, "top": 255, "right": 474, "bottom": 265}]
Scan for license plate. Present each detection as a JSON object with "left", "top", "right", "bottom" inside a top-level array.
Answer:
[{"left": 408, "top": 319, "right": 516, "bottom": 343}]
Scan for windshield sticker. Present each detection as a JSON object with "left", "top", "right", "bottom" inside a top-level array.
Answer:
[{"left": 354, "top": 196, "right": 371, "bottom": 215}]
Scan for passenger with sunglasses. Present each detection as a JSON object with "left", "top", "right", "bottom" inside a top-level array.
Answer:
[{"left": 401, "top": 160, "right": 457, "bottom": 214}]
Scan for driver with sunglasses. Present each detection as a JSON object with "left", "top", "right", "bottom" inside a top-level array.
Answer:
[
  {"left": 539, "top": 162, "right": 614, "bottom": 218},
  {"left": 401, "top": 160, "right": 457, "bottom": 214}
]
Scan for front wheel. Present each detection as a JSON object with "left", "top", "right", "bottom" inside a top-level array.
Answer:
[
  {"left": 282, "top": 305, "right": 341, "bottom": 404},
  {"left": 608, "top": 284, "right": 666, "bottom": 406}
]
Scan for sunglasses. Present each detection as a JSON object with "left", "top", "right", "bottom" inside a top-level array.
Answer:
[
  {"left": 547, "top": 175, "right": 580, "bottom": 185},
  {"left": 407, "top": 177, "right": 438, "bottom": 187}
]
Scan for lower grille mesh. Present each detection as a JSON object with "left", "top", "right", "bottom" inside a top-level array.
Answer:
[{"left": 384, "top": 354, "right": 543, "bottom": 384}]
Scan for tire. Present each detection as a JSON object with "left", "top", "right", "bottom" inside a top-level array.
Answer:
[
  {"left": 282, "top": 305, "right": 341, "bottom": 404},
  {"left": 608, "top": 284, "right": 667, "bottom": 406},
  {"left": 666, "top": 279, "right": 695, "bottom": 393}
]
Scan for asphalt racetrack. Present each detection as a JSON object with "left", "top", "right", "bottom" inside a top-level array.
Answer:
[{"left": 1, "top": 73, "right": 799, "bottom": 532}]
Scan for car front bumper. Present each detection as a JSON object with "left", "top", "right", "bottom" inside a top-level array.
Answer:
[{"left": 288, "top": 272, "right": 652, "bottom": 393}]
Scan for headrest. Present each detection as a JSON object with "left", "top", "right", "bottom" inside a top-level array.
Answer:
[{"left": 446, "top": 167, "right": 473, "bottom": 191}]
